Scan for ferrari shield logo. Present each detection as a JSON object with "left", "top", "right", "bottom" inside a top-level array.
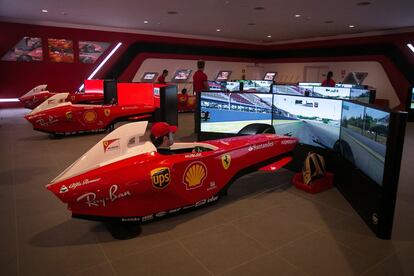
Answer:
[
  {"left": 221, "top": 154, "right": 231, "bottom": 170},
  {"left": 104, "top": 109, "right": 111, "bottom": 117}
]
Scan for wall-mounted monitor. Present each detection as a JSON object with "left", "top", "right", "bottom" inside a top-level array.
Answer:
[
  {"left": 140, "top": 72, "right": 159, "bottom": 82},
  {"left": 200, "top": 92, "right": 273, "bottom": 134},
  {"left": 242, "top": 80, "right": 273, "bottom": 93},
  {"left": 410, "top": 87, "right": 414, "bottom": 110},
  {"left": 272, "top": 94, "right": 342, "bottom": 149},
  {"left": 263, "top": 72, "right": 277, "bottom": 81},
  {"left": 215, "top": 70, "right": 232, "bottom": 82},
  {"left": 172, "top": 69, "right": 192, "bottom": 82},
  {"left": 339, "top": 101, "right": 389, "bottom": 185}
]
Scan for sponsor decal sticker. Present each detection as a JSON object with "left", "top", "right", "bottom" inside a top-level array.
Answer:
[
  {"left": 104, "top": 108, "right": 111, "bottom": 117},
  {"left": 59, "top": 185, "right": 69, "bottom": 193},
  {"left": 103, "top": 139, "right": 120, "bottom": 153},
  {"left": 151, "top": 167, "right": 171, "bottom": 189},
  {"left": 120, "top": 195, "right": 219, "bottom": 223},
  {"left": 183, "top": 161, "right": 207, "bottom": 190},
  {"left": 65, "top": 111, "right": 72, "bottom": 120},
  {"left": 69, "top": 178, "right": 101, "bottom": 190},
  {"left": 248, "top": 141, "right": 274, "bottom": 152},
  {"left": 221, "top": 154, "right": 231, "bottom": 170},
  {"left": 76, "top": 184, "right": 131, "bottom": 207},
  {"left": 83, "top": 110, "right": 97, "bottom": 123},
  {"left": 184, "top": 153, "right": 202, "bottom": 158},
  {"left": 207, "top": 181, "right": 217, "bottom": 191},
  {"left": 281, "top": 139, "right": 296, "bottom": 145}
]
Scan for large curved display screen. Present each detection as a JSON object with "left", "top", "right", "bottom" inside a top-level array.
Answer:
[
  {"left": 200, "top": 92, "right": 272, "bottom": 133},
  {"left": 272, "top": 94, "right": 342, "bottom": 149},
  {"left": 339, "top": 101, "right": 389, "bottom": 185}
]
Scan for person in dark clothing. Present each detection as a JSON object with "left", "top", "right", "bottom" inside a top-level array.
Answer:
[{"left": 322, "top": 71, "right": 336, "bottom": 87}]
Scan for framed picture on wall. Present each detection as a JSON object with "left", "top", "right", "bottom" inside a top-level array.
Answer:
[
  {"left": 48, "top": 38, "right": 74, "bottom": 63},
  {"left": 1, "top": 37, "right": 43, "bottom": 62},
  {"left": 79, "top": 41, "right": 111, "bottom": 63}
]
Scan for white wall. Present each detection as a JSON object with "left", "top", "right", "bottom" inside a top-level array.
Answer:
[
  {"left": 133, "top": 58, "right": 400, "bottom": 107},
  {"left": 262, "top": 61, "right": 400, "bottom": 107},
  {"left": 133, "top": 59, "right": 257, "bottom": 94}
]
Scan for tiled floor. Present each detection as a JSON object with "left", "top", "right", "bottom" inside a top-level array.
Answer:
[{"left": 1, "top": 108, "right": 413, "bottom": 276}]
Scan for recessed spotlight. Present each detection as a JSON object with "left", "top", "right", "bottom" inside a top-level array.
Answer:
[
  {"left": 295, "top": 14, "right": 301, "bottom": 18},
  {"left": 324, "top": 20, "right": 334, "bottom": 24},
  {"left": 253, "top": 6, "right": 265, "bottom": 10},
  {"left": 224, "top": 0, "right": 230, "bottom": 4},
  {"left": 349, "top": 25, "right": 355, "bottom": 28},
  {"left": 144, "top": 20, "right": 149, "bottom": 24},
  {"left": 61, "top": 11, "right": 67, "bottom": 15},
  {"left": 167, "top": 11, "right": 178, "bottom": 14},
  {"left": 216, "top": 29, "right": 221, "bottom": 32},
  {"left": 41, "top": 9, "right": 48, "bottom": 13},
  {"left": 357, "top": 1, "right": 371, "bottom": 6},
  {"left": 267, "top": 35, "right": 272, "bottom": 38},
  {"left": 247, "top": 22, "right": 256, "bottom": 26}
]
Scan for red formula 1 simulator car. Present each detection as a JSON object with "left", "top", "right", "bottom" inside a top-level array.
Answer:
[
  {"left": 25, "top": 83, "right": 175, "bottom": 137},
  {"left": 19, "top": 84, "right": 103, "bottom": 109},
  {"left": 46, "top": 121, "right": 297, "bottom": 223}
]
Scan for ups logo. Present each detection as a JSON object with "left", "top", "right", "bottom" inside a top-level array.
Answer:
[{"left": 151, "top": 167, "right": 171, "bottom": 189}]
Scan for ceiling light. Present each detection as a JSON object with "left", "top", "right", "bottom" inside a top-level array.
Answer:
[
  {"left": 267, "top": 35, "right": 272, "bottom": 38},
  {"left": 216, "top": 29, "right": 221, "bottom": 32},
  {"left": 295, "top": 14, "right": 301, "bottom": 18},
  {"left": 407, "top": 43, "right": 414, "bottom": 53},
  {"left": 357, "top": 1, "right": 371, "bottom": 6},
  {"left": 167, "top": 11, "right": 178, "bottom": 14},
  {"left": 144, "top": 20, "right": 149, "bottom": 24},
  {"left": 253, "top": 7, "right": 265, "bottom": 10},
  {"left": 349, "top": 25, "right": 355, "bottom": 28},
  {"left": 0, "top": 98, "right": 19, "bottom": 103},
  {"left": 61, "top": 11, "right": 67, "bottom": 15},
  {"left": 41, "top": 9, "right": 48, "bottom": 13}
]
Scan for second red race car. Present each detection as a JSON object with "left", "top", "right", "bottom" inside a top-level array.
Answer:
[
  {"left": 24, "top": 83, "right": 176, "bottom": 137},
  {"left": 46, "top": 121, "right": 297, "bottom": 223}
]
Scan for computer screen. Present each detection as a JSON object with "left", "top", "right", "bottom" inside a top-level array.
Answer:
[
  {"left": 272, "top": 85, "right": 308, "bottom": 96},
  {"left": 172, "top": 69, "right": 192, "bottom": 82},
  {"left": 350, "top": 88, "right": 371, "bottom": 103},
  {"left": 312, "top": 86, "right": 351, "bottom": 99},
  {"left": 215, "top": 71, "right": 232, "bottom": 82},
  {"left": 272, "top": 94, "right": 342, "bottom": 149},
  {"left": 242, "top": 80, "right": 273, "bottom": 93},
  {"left": 339, "top": 101, "right": 389, "bottom": 185},
  {"left": 200, "top": 92, "right": 273, "bottom": 133},
  {"left": 208, "top": 81, "right": 241, "bottom": 92},
  {"left": 141, "top": 72, "right": 158, "bottom": 82},
  {"left": 263, "top": 72, "right": 277, "bottom": 81}
]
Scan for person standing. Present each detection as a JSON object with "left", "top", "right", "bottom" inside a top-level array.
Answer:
[
  {"left": 157, "top": 69, "right": 168, "bottom": 84},
  {"left": 192, "top": 60, "right": 208, "bottom": 95},
  {"left": 322, "top": 71, "right": 336, "bottom": 87},
  {"left": 192, "top": 60, "right": 208, "bottom": 132}
]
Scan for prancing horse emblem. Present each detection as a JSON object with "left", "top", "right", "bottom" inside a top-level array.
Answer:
[{"left": 221, "top": 154, "right": 231, "bottom": 170}]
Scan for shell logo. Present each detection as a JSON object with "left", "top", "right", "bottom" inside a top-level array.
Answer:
[
  {"left": 83, "top": 110, "right": 97, "bottom": 123},
  {"left": 183, "top": 161, "right": 207, "bottom": 190}
]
